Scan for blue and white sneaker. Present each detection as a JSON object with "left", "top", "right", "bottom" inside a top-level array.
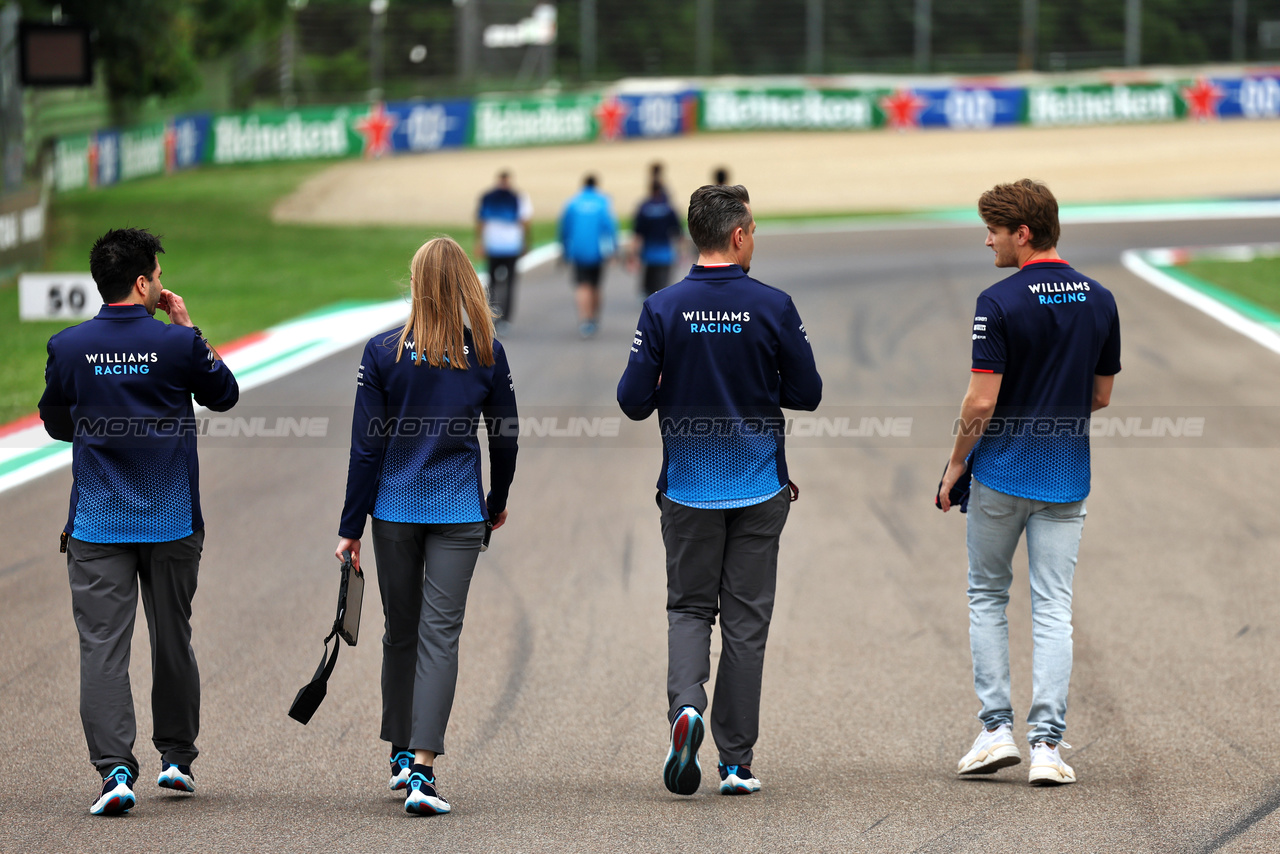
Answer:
[
  {"left": 157, "top": 763, "right": 195, "bottom": 793},
  {"left": 90, "top": 765, "right": 136, "bottom": 816},
  {"left": 718, "top": 763, "right": 761, "bottom": 795},
  {"left": 663, "top": 706, "right": 704, "bottom": 796},
  {"left": 404, "top": 766, "right": 451, "bottom": 815},
  {"left": 389, "top": 751, "right": 414, "bottom": 791}
]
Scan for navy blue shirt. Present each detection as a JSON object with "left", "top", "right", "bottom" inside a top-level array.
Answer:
[
  {"left": 39, "top": 304, "right": 239, "bottom": 543},
  {"left": 617, "top": 264, "right": 822, "bottom": 508},
  {"left": 971, "top": 259, "right": 1122, "bottom": 503},
  {"left": 632, "top": 197, "right": 681, "bottom": 265},
  {"left": 339, "top": 328, "right": 518, "bottom": 539}
]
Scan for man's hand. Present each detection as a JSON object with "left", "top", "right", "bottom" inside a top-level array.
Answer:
[
  {"left": 157, "top": 289, "right": 193, "bottom": 328},
  {"left": 937, "top": 459, "right": 968, "bottom": 513},
  {"left": 490, "top": 509, "right": 509, "bottom": 531},
  {"left": 335, "top": 537, "right": 361, "bottom": 572}
]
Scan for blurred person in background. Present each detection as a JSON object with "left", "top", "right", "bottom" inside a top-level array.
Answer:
[
  {"left": 336, "top": 237, "right": 519, "bottom": 816},
  {"left": 939, "top": 179, "right": 1120, "bottom": 787},
  {"left": 629, "top": 178, "right": 684, "bottom": 297},
  {"left": 40, "top": 227, "right": 239, "bottom": 815},
  {"left": 649, "top": 160, "right": 669, "bottom": 201},
  {"left": 618, "top": 184, "right": 822, "bottom": 798},
  {"left": 713, "top": 166, "right": 730, "bottom": 185},
  {"left": 475, "top": 170, "right": 532, "bottom": 334},
  {"left": 558, "top": 173, "right": 618, "bottom": 338}
]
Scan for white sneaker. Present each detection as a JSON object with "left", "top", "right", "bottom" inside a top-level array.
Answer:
[
  {"left": 957, "top": 724, "right": 1022, "bottom": 775},
  {"left": 1028, "top": 741, "right": 1076, "bottom": 786}
]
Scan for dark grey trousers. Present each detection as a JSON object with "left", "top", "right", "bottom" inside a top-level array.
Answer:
[
  {"left": 67, "top": 530, "right": 204, "bottom": 777},
  {"left": 660, "top": 489, "right": 790, "bottom": 767},
  {"left": 371, "top": 518, "right": 486, "bottom": 755}
]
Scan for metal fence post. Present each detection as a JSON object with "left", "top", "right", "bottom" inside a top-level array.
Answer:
[
  {"left": 0, "top": 1, "right": 22, "bottom": 193},
  {"left": 1125, "top": 0, "right": 1141, "bottom": 66},
  {"left": 696, "top": 0, "right": 712, "bottom": 76},
  {"left": 1019, "top": 0, "right": 1038, "bottom": 71},
  {"left": 456, "top": 0, "right": 478, "bottom": 83},
  {"left": 581, "top": 0, "right": 596, "bottom": 80},
  {"left": 914, "top": 0, "right": 932, "bottom": 73},
  {"left": 1233, "top": 0, "right": 1247, "bottom": 62},
  {"left": 806, "top": 0, "right": 823, "bottom": 75}
]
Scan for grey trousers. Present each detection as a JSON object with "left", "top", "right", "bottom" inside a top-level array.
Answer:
[
  {"left": 660, "top": 489, "right": 790, "bottom": 767},
  {"left": 67, "top": 530, "right": 204, "bottom": 777},
  {"left": 371, "top": 518, "right": 485, "bottom": 755}
]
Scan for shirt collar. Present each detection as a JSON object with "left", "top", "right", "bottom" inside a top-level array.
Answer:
[
  {"left": 687, "top": 263, "right": 744, "bottom": 280},
  {"left": 1022, "top": 258, "right": 1068, "bottom": 268},
  {"left": 96, "top": 304, "right": 151, "bottom": 319}
]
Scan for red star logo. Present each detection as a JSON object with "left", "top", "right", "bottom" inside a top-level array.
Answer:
[
  {"left": 595, "top": 97, "right": 630, "bottom": 141},
  {"left": 164, "top": 123, "right": 177, "bottom": 174},
  {"left": 355, "top": 102, "right": 398, "bottom": 157},
  {"left": 880, "top": 89, "right": 926, "bottom": 130},
  {"left": 1181, "top": 77, "right": 1224, "bottom": 121}
]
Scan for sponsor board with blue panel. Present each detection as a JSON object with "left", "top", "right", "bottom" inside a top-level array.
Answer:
[
  {"left": 386, "top": 99, "right": 471, "bottom": 153},
  {"left": 915, "top": 87, "right": 1023, "bottom": 130},
  {"left": 617, "top": 91, "right": 698, "bottom": 139}
]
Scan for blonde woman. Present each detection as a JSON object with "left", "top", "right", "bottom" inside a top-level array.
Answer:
[{"left": 336, "top": 237, "right": 518, "bottom": 815}]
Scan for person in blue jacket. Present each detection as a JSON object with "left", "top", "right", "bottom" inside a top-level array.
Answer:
[
  {"left": 39, "top": 227, "right": 239, "bottom": 815},
  {"left": 629, "top": 179, "right": 684, "bottom": 297},
  {"left": 558, "top": 173, "right": 618, "bottom": 338},
  {"left": 617, "top": 184, "right": 822, "bottom": 798},
  {"left": 335, "top": 236, "right": 518, "bottom": 816}
]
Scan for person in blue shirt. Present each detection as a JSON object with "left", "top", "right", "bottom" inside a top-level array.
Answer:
[
  {"left": 939, "top": 179, "right": 1120, "bottom": 788},
  {"left": 618, "top": 184, "right": 822, "bottom": 798},
  {"left": 558, "top": 174, "right": 618, "bottom": 338},
  {"left": 629, "top": 179, "right": 684, "bottom": 297},
  {"left": 39, "top": 227, "right": 239, "bottom": 815},
  {"left": 335, "top": 236, "right": 518, "bottom": 816},
  {"left": 474, "top": 170, "right": 532, "bottom": 333}
]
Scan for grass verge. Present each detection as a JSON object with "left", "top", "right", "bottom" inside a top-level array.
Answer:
[
  {"left": 0, "top": 161, "right": 562, "bottom": 425},
  {"left": 1177, "top": 257, "right": 1280, "bottom": 320}
]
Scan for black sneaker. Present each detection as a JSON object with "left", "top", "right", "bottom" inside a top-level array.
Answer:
[
  {"left": 404, "top": 765, "right": 451, "bottom": 815},
  {"left": 718, "top": 763, "right": 761, "bottom": 794},
  {"left": 389, "top": 750, "right": 414, "bottom": 791},
  {"left": 663, "top": 706, "right": 704, "bottom": 795},
  {"left": 157, "top": 762, "right": 196, "bottom": 793},
  {"left": 90, "top": 765, "right": 136, "bottom": 816}
]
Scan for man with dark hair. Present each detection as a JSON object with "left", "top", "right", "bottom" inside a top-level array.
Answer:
[
  {"left": 475, "top": 170, "right": 532, "bottom": 333},
  {"left": 558, "top": 173, "right": 618, "bottom": 338},
  {"left": 938, "top": 179, "right": 1120, "bottom": 787},
  {"left": 39, "top": 227, "right": 239, "bottom": 815},
  {"left": 618, "top": 184, "right": 822, "bottom": 798},
  {"left": 629, "top": 179, "right": 683, "bottom": 297}
]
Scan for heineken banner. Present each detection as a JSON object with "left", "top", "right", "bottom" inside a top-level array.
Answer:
[
  {"left": 118, "top": 123, "right": 168, "bottom": 183},
  {"left": 1179, "top": 74, "right": 1280, "bottom": 120},
  {"left": 612, "top": 91, "right": 699, "bottom": 139},
  {"left": 471, "top": 96, "right": 600, "bottom": 148},
  {"left": 209, "top": 106, "right": 362, "bottom": 165},
  {"left": 1025, "top": 83, "right": 1181, "bottom": 127},
  {"left": 701, "top": 88, "right": 880, "bottom": 131},
  {"left": 53, "top": 134, "right": 91, "bottom": 192}
]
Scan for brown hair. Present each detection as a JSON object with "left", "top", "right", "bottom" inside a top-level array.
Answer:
[
  {"left": 978, "top": 179, "right": 1060, "bottom": 251},
  {"left": 395, "top": 237, "right": 495, "bottom": 369}
]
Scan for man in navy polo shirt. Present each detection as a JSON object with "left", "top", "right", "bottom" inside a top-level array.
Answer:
[
  {"left": 629, "top": 178, "right": 684, "bottom": 297},
  {"left": 39, "top": 228, "right": 239, "bottom": 814},
  {"left": 618, "top": 184, "right": 822, "bottom": 797},
  {"left": 475, "top": 170, "right": 532, "bottom": 332},
  {"left": 938, "top": 179, "right": 1120, "bottom": 787}
]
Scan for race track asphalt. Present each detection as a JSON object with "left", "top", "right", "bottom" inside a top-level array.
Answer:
[{"left": 3, "top": 217, "right": 1280, "bottom": 853}]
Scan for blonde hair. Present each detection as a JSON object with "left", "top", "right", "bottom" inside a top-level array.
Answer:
[{"left": 395, "top": 237, "right": 496, "bottom": 368}]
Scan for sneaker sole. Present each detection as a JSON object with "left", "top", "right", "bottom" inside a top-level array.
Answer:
[
  {"left": 719, "top": 777, "right": 760, "bottom": 795},
  {"left": 1028, "top": 767, "right": 1077, "bottom": 786},
  {"left": 405, "top": 794, "right": 451, "bottom": 815},
  {"left": 158, "top": 773, "right": 195, "bottom": 793},
  {"left": 663, "top": 711, "right": 704, "bottom": 796},
  {"left": 390, "top": 772, "right": 409, "bottom": 792},
  {"left": 958, "top": 746, "right": 1023, "bottom": 775},
  {"left": 91, "top": 790, "right": 136, "bottom": 816}
]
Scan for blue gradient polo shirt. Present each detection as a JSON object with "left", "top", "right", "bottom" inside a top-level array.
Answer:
[{"left": 970, "top": 258, "right": 1122, "bottom": 503}]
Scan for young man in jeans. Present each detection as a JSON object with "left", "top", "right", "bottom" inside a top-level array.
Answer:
[{"left": 938, "top": 179, "right": 1121, "bottom": 786}]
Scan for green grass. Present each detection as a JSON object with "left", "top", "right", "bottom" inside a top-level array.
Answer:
[
  {"left": 1178, "top": 257, "right": 1280, "bottom": 320},
  {"left": 0, "top": 161, "right": 558, "bottom": 424}
]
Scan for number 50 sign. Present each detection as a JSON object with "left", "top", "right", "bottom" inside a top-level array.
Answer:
[{"left": 18, "top": 273, "right": 103, "bottom": 321}]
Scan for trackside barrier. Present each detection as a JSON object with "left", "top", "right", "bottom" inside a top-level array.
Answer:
[{"left": 49, "top": 69, "right": 1280, "bottom": 192}]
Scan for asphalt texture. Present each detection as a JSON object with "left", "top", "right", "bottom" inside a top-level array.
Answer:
[{"left": 4, "top": 219, "right": 1280, "bottom": 852}]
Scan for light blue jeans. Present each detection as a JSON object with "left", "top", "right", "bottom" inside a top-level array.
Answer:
[{"left": 966, "top": 478, "right": 1086, "bottom": 746}]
